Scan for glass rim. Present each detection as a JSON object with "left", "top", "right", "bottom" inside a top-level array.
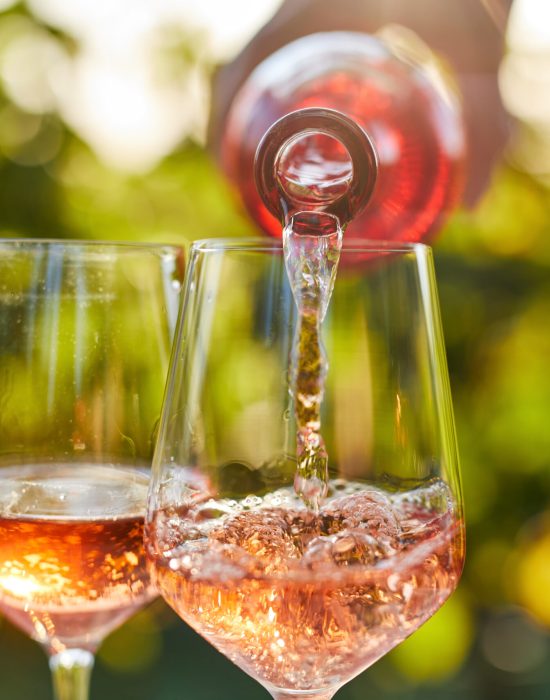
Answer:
[
  {"left": 0, "top": 237, "right": 183, "bottom": 255},
  {"left": 191, "top": 237, "right": 431, "bottom": 254}
]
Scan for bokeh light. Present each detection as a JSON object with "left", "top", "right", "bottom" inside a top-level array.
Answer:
[
  {"left": 481, "top": 607, "right": 547, "bottom": 673},
  {"left": 389, "top": 593, "right": 474, "bottom": 683},
  {"left": 515, "top": 518, "right": 550, "bottom": 627},
  {"left": 0, "top": 0, "right": 549, "bottom": 699},
  {"left": 15, "top": 0, "right": 284, "bottom": 171},
  {"left": 500, "top": 0, "right": 550, "bottom": 180}
]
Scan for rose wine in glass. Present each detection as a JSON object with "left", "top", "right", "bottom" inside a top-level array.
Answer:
[
  {"left": 146, "top": 236, "right": 465, "bottom": 700},
  {"left": 0, "top": 240, "right": 182, "bottom": 700},
  {"left": 0, "top": 465, "right": 153, "bottom": 653},
  {"left": 151, "top": 479, "right": 461, "bottom": 694}
]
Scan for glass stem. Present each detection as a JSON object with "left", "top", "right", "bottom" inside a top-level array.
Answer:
[{"left": 49, "top": 649, "right": 95, "bottom": 700}]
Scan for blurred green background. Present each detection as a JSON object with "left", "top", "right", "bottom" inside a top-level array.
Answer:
[{"left": 1, "top": 0, "right": 550, "bottom": 698}]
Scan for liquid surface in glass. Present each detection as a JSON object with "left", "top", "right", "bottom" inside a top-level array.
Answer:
[{"left": 0, "top": 464, "right": 154, "bottom": 653}]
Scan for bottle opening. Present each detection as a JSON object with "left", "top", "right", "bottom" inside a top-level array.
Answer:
[
  {"left": 285, "top": 211, "right": 342, "bottom": 237},
  {"left": 254, "top": 107, "right": 378, "bottom": 229},
  {"left": 276, "top": 132, "right": 353, "bottom": 208}
]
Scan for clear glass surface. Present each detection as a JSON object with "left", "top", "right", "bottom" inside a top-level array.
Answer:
[
  {"left": 146, "top": 239, "right": 465, "bottom": 700},
  {"left": 0, "top": 239, "right": 183, "bottom": 700}
]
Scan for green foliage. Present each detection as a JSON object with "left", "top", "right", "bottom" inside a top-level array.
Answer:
[{"left": 1, "top": 5, "right": 550, "bottom": 700}]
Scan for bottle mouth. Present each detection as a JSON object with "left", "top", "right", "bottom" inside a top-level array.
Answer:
[
  {"left": 276, "top": 131, "right": 354, "bottom": 207},
  {"left": 284, "top": 211, "right": 342, "bottom": 238},
  {"left": 254, "top": 107, "right": 378, "bottom": 228}
]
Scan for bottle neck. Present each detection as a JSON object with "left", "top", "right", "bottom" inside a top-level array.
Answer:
[{"left": 254, "top": 107, "right": 378, "bottom": 229}]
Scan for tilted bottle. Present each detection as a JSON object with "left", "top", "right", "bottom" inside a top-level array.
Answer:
[{"left": 219, "top": 29, "right": 466, "bottom": 243}]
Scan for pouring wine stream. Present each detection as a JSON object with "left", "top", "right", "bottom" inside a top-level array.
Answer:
[
  {"left": 147, "top": 99, "right": 465, "bottom": 700},
  {"left": 255, "top": 108, "right": 378, "bottom": 512}
]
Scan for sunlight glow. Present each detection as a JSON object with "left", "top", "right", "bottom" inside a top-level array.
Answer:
[
  {"left": 21, "top": 0, "right": 283, "bottom": 171},
  {"left": 507, "top": 0, "right": 550, "bottom": 51},
  {"left": 172, "top": 0, "right": 284, "bottom": 60},
  {"left": 0, "top": 574, "right": 42, "bottom": 598},
  {"left": 500, "top": 0, "right": 550, "bottom": 130},
  {"left": 500, "top": 52, "right": 550, "bottom": 123},
  {"left": 55, "top": 51, "right": 208, "bottom": 172},
  {"left": 0, "top": 20, "right": 69, "bottom": 115}
]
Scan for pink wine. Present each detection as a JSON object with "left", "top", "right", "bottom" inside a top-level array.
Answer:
[
  {"left": 221, "top": 32, "right": 465, "bottom": 246},
  {"left": 0, "top": 464, "right": 155, "bottom": 653},
  {"left": 148, "top": 479, "right": 464, "bottom": 694}
]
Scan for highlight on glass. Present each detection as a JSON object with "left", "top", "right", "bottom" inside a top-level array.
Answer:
[
  {"left": 0, "top": 239, "right": 183, "bottom": 700},
  {"left": 146, "top": 237, "right": 465, "bottom": 700}
]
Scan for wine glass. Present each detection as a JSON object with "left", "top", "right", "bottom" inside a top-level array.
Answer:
[
  {"left": 146, "top": 238, "right": 465, "bottom": 700},
  {"left": 0, "top": 239, "right": 183, "bottom": 700}
]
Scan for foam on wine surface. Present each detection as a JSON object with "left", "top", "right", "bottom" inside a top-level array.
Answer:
[{"left": 149, "top": 478, "right": 463, "bottom": 692}]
